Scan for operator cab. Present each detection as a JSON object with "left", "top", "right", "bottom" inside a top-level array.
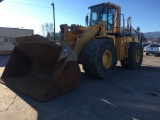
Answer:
[{"left": 88, "top": 2, "right": 121, "bottom": 33}]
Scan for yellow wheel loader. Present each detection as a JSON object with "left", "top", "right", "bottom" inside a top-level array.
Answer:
[{"left": 0, "top": 2, "right": 143, "bottom": 101}]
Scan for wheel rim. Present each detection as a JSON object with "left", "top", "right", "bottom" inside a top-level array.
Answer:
[
  {"left": 135, "top": 50, "right": 140, "bottom": 63},
  {"left": 102, "top": 50, "right": 112, "bottom": 69}
]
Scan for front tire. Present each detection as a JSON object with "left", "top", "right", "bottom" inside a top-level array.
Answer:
[{"left": 82, "top": 39, "right": 117, "bottom": 79}]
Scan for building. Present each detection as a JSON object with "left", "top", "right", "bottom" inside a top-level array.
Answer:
[
  {"left": 145, "top": 38, "right": 160, "bottom": 44},
  {"left": 0, "top": 27, "right": 34, "bottom": 54}
]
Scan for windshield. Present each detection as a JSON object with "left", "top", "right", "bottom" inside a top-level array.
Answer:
[
  {"left": 89, "top": 5, "right": 117, "bottom": 30},
  {"left": 89, "top": 5, "right": 107, "bottom": 26}
]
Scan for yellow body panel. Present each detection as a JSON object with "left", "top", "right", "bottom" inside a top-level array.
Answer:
[
  {"left": 61, "top": 24, "right": 139, "bottom": 62},
  {"left": 115, "top": 36, "right": 138, "bottom": 60}
]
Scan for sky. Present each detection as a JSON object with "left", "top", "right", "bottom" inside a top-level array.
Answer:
[{"left": 0, "top": 0, "right": 160, "bottom": 34}]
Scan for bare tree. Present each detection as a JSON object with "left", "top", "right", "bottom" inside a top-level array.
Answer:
[
  {"left": 40, "top": 24, "right": 45, "bottom": 36},
  {"left": 40, "top": 23, "right": 54, "bottom": 38}
]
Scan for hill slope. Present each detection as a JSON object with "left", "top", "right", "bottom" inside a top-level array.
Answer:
[{"left": 144, "top": 31, "right": 160, "bottom": 38}]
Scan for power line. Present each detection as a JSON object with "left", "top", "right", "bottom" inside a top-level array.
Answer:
[
  {"left": 5, "top": 0, "right": 83, "bottom": 19},
  {"left": 6, "top": 0, "right": 50, "bottom": 8},
  {"left": 55, "top": 8, "right": 83, "bottom": 19}
]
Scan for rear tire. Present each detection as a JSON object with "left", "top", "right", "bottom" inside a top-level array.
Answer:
[
  {"left": 82, "top": 39, "right": 117, "bottom": 79},
  {"left": 121, "top": 42, "right": 143, "bottom": 69},
  {"left": 146, "top": 53, "right": 149, "bottom": 56}
]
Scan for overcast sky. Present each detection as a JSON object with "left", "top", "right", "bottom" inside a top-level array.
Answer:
[{"left": 0, "top": 0, "right": 160, "bottom": 34}]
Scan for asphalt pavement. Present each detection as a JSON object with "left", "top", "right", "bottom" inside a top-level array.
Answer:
[{"left": 0, "top": 54, "right": 160, "bottom": 120}]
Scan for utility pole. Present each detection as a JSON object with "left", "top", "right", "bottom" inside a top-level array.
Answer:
[{"left": 51, "top": 3, "right": 55, "bottom": 40}]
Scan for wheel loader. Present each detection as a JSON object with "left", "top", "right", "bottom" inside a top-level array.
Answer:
[{"left": 0, "top": 2, "right": 143, "bottom": 101}]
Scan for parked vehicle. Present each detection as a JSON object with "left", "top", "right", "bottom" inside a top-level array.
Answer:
[
  {"left": 144, "top": 43, "right": 160, "bottom": 56},
  {"left": 142, "top": 43, "right": 150, "bottom": 52}
]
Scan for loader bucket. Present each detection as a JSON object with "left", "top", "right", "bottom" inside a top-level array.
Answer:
[{"left": 0, "top": 35, "right": 80, "bottom": 101}]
